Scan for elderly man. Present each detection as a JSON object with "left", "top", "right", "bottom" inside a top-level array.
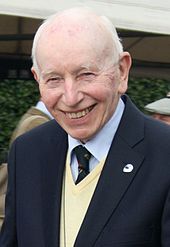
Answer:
[
  {"left": 145, "top": 92, "right": 170, "bottom": 125},
  {"left": 1, "top": 7, "right": 170, "bottom": 247}
]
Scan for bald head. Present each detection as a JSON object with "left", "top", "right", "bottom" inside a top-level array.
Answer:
[{"left": 32, "top": 7, "right": 123, "bottom": 73}]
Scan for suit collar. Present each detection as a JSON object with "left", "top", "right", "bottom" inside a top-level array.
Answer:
[{"left": 118, "top": 94, "right": 145, "bottom": 147}]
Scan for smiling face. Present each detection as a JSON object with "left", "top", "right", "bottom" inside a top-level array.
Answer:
[{"left": 32, "top": 12, "right": 131, "bottom": 142}]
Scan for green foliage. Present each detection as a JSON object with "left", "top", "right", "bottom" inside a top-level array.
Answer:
[
  {"left": 0, "top": 79, "right": 39, "bottom": 162},
  {"left": 0, "top": 77, "right": 169, "bottom": 162},
  {"left": 127, "top": 78, "right": 170, "bottom": 112}
]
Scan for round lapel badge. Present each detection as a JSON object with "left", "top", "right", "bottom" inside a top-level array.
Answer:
[{"left": 123, "top": 164, "right": 134, "bottom": 173}]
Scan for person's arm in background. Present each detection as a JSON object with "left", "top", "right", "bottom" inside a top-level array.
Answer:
[
  {"left": 0, "top": 163, "right": 8, "bottom": 230},
  {"left": 10, "top": 114, "right": 50, "bottom": 145}
]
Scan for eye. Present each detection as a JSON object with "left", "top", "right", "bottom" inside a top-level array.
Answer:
[
  {"left": 48, "top": 77, "right": 61, "bottom": 82},
  {"left": 78, "top": 72, "right": 96, "bottom": 81},
  {"left": 44, "top": 77, "right": 63, "bottom": 88}
]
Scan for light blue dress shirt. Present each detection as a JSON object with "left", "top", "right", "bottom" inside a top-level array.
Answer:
[{"left": 68, "top": 98, "right": 125, "bottom": 181}]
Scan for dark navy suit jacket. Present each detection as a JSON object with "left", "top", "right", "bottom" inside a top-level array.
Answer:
[{"left": 1, "top": 95, "right": 170, "bottom": 246}]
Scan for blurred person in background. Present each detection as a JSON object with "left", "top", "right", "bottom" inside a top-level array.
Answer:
[
  {"left": 0, "top": 100, "right": 53, "bottom": 230},
  {"left": 0, "top": 152, "right": 7, "bottom": 230},
  {"left": 10, "top": 99, "right": 53, "bottom": 144},
  {"left": 145, "top": 92, "right": 170, "bottom": 125}
]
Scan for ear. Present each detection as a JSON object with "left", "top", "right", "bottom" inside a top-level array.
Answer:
[
  {"left": 118, "top": 52, "right": 132, "bottom": 94},
  {"left": 31, "top": 66, "right": 40, "bottom": 83}
]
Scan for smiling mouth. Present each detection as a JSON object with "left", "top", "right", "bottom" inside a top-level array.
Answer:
[{"left": 66, "top": 105, "right": 95, "bottom": 119}]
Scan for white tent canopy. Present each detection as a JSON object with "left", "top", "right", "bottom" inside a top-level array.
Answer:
[
  {"left": 0, "top": 0, "right": 170, "bottom": 79},
  {"left": 0, "top": 0, "right": 170, "bottom": 34}
]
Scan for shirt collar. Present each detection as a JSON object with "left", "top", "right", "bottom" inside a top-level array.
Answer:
[{"left": 68, "top": 98, "right": 125, "bottom": 162}]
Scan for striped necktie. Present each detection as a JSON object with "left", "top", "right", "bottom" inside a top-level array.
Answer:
[{"left": 74, "top": 145, "right": 91, "bottom": 184}]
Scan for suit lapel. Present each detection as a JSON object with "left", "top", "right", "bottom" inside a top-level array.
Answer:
[
  {"left": 74, "top": 96, "right": 145, "bottom": 246},
  {"left": 40, "top": 122, "right": 68, "bottom": 246}
]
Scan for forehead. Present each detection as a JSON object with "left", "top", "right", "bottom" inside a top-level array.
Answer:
[
  {"left": 36, "top": 19, "right": 112, "bottom": 73},
  {"left": 44, "top": 12, "right": 105, "bottom": 37},
  {"left": 39, "top": 17, "right": 107, "bottom": 54},
  {"left": 40, "top": 13, "right": 103, "bottom": 44},
  {"left": 46, "top": 16, "right": 89, "bottom": 37}
]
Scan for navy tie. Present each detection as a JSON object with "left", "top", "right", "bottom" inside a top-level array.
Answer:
[{"left": 74, "top": 145, "right": 91, "bottom": 184}]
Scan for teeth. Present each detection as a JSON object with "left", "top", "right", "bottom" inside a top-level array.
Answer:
[{"left": 67, "top": 107, "right": 91, "bottom": 119}]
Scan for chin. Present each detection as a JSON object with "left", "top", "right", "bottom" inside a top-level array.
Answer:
[{"left": 69, "top": 131, "right": 90, "bottom": 142}]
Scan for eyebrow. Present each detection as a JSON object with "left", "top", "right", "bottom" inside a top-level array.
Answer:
[
  {"left": 41, "top": 64, "right": 100, "bottom": 79},
  {"left": 41, "top": 71, "right": 60, "bottom": 79},
  {"left": 75, "top": 64, "right": 100, "bottom": 73}
]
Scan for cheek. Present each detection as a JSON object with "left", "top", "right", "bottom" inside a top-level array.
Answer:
[
  {"left": 95, "top": 81, "right": 120, "bottom": 115},
  {"left": 90, "top": 80, "right": 115, "bottom": 102},
  {"left": 39, "top": 88, "right": 59, "bottom": 108}
]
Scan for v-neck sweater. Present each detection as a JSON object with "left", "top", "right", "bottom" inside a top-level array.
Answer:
[{"left": 60, "top": 152, "right": 106, "bottom": 247}]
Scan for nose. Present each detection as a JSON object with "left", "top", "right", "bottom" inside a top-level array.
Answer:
[{"left": 62, "top": 77, "right": 83, "bottom": 106}]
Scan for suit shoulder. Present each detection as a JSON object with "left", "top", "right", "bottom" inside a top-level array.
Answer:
[
  {"left": 144, "top": 115, "right": 170, "bottom": 135},
  {"left": 144, "top": 115, "right": 170, "bottom": 150}
]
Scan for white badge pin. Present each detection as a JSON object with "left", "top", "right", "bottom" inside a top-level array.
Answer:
[{"left": 123, "top": 164, "right": 134, "bottom": 173}]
